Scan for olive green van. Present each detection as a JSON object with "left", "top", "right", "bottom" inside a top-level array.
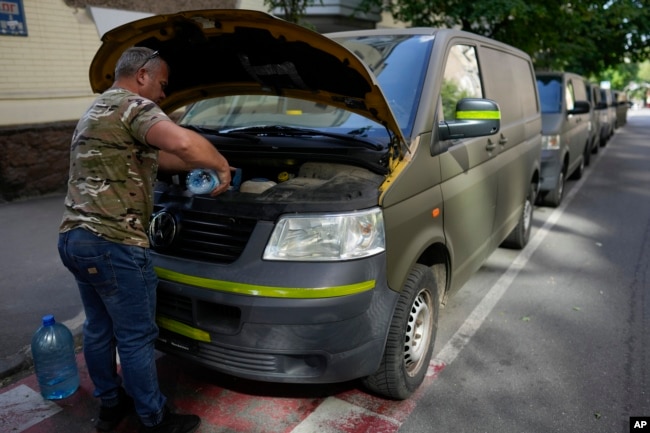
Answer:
[
  {"left": 536, "top": 71, "right": 591, "bottom": 207},
  {"left": 90, "top": 10, "right": 541, "bottom": 399}
]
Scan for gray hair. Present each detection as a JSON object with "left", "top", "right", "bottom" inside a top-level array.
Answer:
[{"left": 114, "top": 47, "right": 164, "bottom": 80}]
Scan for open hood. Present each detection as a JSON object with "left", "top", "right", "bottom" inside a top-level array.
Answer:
[{"left": 89, "top": 9, "right": 405, "bottom": 144}]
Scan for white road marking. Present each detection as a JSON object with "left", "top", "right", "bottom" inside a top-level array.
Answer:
[
  {"left": 0, "top": 384, "right": 61, "bottom": 433},
  {"left": 290, "top": 396, "right": 401, "bottom": 433}
]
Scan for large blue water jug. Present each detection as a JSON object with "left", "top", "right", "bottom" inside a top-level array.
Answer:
[
  {"left": 186, "top": 168, "right": 220, "bottom": 194},
  {"left": 31, "top": 314, "right": 80, "bottom": 399}
]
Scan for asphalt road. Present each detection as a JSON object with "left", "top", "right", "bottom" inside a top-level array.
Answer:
[{"left": 1, "top": 109, "right": 648, "bottom": 433}]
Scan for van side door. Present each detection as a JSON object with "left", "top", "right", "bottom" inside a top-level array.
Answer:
[
  {"left": 478, "top": 45, "right": 541, "bottom": 245},
  {"left": 437, "top": 43, "right": 499, "bottom": 289}
]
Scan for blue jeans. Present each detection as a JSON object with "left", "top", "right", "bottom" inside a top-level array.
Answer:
[{"left": 58, "top": 228, "right": 166, "bottom": 426}]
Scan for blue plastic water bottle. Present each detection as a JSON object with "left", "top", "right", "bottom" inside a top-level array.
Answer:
[
  {"left": 186, "top": 168, "right": 220, "bottom": 194},
  {"left": 31, "top": 315, "right": 79, "bottom": 400}
]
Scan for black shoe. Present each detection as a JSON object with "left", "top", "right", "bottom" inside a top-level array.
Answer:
[
  {"left": 95, "top": 388, "right": 135, "bottom": 432},
  {"left": 140, "top": 407, "right": 201, "bottom": 433}
]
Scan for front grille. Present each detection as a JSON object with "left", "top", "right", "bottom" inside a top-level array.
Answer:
[{"left": 152, "top": 206, "right": 257, "bottom": 264}]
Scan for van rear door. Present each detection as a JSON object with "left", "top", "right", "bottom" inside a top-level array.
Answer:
[{"left": 479, "top": 44, "right": 540, "bottom": 244}]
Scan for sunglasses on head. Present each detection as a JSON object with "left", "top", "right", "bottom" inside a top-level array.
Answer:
[{"left": 138, "top": 50, "right": 159, "bottom": 70}]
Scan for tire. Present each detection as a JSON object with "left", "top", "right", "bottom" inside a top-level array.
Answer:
[
  {"left": 543, "top": 169, "right": 565, "bottom": 207},
  {"left": 362, "top": 264, "right": 439, "bottom": 400},
  {"left": 502, "top": 183, "right": 535, "bottom": 249}
]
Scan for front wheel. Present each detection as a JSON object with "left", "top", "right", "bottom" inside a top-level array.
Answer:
[{"left": 362, "top": 264, "right": 439, "bottom": 400}]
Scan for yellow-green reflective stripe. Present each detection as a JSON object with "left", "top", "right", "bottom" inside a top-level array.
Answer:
[
  {"left": 456, "top": 110, "right": 501, "bottom": 120},
  {"left": 156, "top": 316, "right": 211, "bottom": 342},
  {"left": 154, "top": 267, "right": 375, "bottom": 298}
]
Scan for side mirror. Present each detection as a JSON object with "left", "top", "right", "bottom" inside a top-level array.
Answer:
[
  {"left": 568, "top": 100, "right": 590, "bottom": 115},
  {"left": 438, "top": 98, "right": 501, "bottom": 141}
]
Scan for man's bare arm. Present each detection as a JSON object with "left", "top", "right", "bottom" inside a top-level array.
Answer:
[{"left": 147, "top": 120, "right": 231, "bottom": 195}]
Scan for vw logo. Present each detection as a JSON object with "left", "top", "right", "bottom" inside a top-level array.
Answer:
[{"left": 149, "top": 210, "right": 177, "bottom": 248}]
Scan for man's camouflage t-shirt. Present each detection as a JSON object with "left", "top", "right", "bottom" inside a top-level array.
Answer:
[{"left": 59, "top": 88, "right": 170, "bottom": 247}]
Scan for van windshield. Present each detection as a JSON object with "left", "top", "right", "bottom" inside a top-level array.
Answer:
[{"left": 537, "top": 77, "right": 562, "bottom": 113}]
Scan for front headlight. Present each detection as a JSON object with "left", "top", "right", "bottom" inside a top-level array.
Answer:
[
  {"left": 263, "top": 208, "right": 385, "bottom": 261},
  {"left": 542, "top": 134, "right": 561, "bottom": 149}
]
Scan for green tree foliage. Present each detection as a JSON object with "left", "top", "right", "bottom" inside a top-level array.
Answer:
[
  {"left": 594, "top": 62, "right": 639, "bottom": 90},
  {"left": 264, "top": 0, "right": 322, "bottom": 25},
  {"left": 638, "top": 60, "right": 650, "bottom": 83},
  {"left": 358, "top": 0, "right": 650, "bottom": 76},
  {"left": 441, "top": 79, "right": 473, "bottom": 120}
]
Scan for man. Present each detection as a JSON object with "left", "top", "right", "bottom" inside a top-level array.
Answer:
[{"left": 58, "top": 47, "right": 230, "bottom": 433}]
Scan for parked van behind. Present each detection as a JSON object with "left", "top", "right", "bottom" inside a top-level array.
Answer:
[
  {"left": 585, "top": 81, "right": 602, "bottom": 164},
  {"left": 598, "top": 87, "right": 617, "bottom": 143},
  {"left": 536, "top": 71, "right": 591, "bottom": 207},
  {"left": 90, "top": 10, "right": 541, "bottom": 400}
]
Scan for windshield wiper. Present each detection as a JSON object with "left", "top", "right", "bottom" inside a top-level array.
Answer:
[
  {"left": 183, "top": 125, "right": 261, "bottom": 143},
  {"left": 224, "top": 125, "right": 383, "bottom": 150}
]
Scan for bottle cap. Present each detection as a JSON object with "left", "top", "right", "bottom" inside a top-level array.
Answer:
[{"left": 42, "top": 314, "right": 55, "bottom": 326}]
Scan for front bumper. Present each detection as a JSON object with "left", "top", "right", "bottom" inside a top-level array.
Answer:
[{"left": 152, "top": 222, "right": 398, "bottom": 384}]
